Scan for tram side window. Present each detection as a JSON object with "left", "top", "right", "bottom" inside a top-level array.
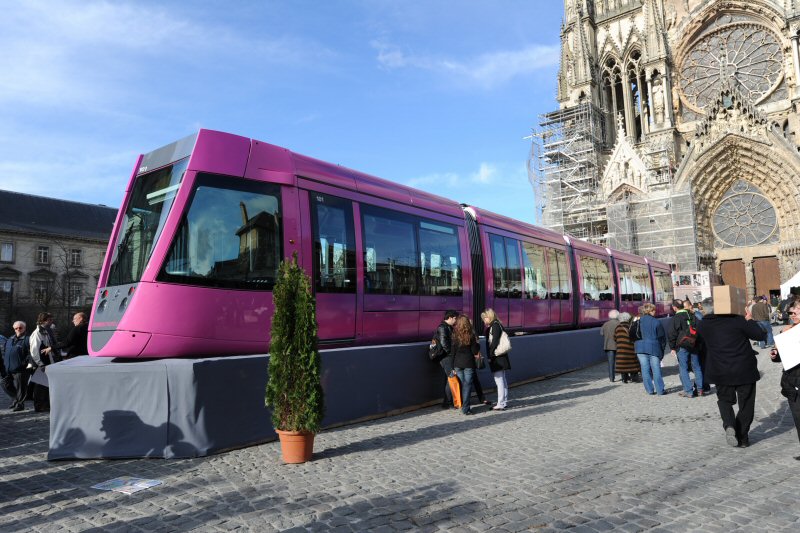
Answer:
[
  {"left": 618, "top": 263, "right": 633, "bottom": 301},
  {"left": 160, "top": 175, "right": 282, "bottom": 289},
  {"left": 504, "top": 238, "right": 522, "bottom": 299},
  {"left": 419, "top": 220, "right": 462, "bottom": 296},
  {"left": 632, "top": 266, "right": 653, "bottom": 301},
  {"left": 522, "top": 242, "right": 548, "bottom": 299},
  {"left": 548, "top": 248, "right": 571, "bottom": 300},
  {"left": 362, "top": 207, "right": 418, "bottom": 295},
  {"left": 311, "top": 194, "right": 356, "bottom": 293},
  {"left": 580, "top": 255, "right": 613, "bottom": 301},
  {"left": 654, "top": 270, "right": 673, "bottom": 301},
  {"left": 489, "top": 234, "right": 507, "bottom": 298}
]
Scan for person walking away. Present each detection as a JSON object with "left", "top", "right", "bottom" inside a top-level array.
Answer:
[
  {"left": 29, "top": 312, "right": 58, "bottom": 412},
  {"left": 601, "top": 310, "right": 620, "bottom": 382},
  {"left": 59, "top": 312, "right": 89, "bottom": 358},
  {"left": 696, "top": 306, "right": 766, "bottom": 447},
  {"left": 481, "top": 308, "right": 511, "bottom": 410},
  {"left": 751, "top": 296, "right": 774, "bottom": 348},
  {"left": 668, "top": 299, "right": 704, "bottom": 397},
  {"left": 452, "top": 315, "right": 480, "bottom": 416},
  {"left": 434, "top": 310, "right": 458, "bottom": 409},
  {"left": 633, "top": 303, "right": 667, "bottom": 395},
  {"left": 3, "top": 321, "right": 30, "bottom": 411},
  {"left": 690, "top": 301, "right": 711, "bottom": 393},
  {"left": 614, "top": 312, "right": 640, "bottom": 383},
  {"left": 769, "top": 300, "right": 800, "bottom": 460}
]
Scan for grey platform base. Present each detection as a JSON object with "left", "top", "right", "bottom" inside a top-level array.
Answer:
[
  {"left": 47, "top": 354, "right": 272, "bottom": 460},
  {"left": 47, "top": 324, "right": 619, "bottom": 460}
]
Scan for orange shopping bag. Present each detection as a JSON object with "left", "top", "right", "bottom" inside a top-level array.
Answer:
[{"left": 448, "top": 373, "right": 462, "bottom": 409}]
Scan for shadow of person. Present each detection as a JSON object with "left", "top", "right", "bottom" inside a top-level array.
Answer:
[{"left": 100, "top": 410, "right": 197, "bottom": 458}]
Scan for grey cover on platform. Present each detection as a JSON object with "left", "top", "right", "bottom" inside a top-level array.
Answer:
[{"left": 47, "top": 355, "right": 272, "bottom": 460}]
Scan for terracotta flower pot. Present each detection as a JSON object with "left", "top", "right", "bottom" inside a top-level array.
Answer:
[{"left": 275, "top": 429, "right": 315, "bottom": 463}]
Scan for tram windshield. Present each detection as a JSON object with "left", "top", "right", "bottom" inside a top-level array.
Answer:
[{"left": 107, "top": 158, "right": 188, "bottom": 286}]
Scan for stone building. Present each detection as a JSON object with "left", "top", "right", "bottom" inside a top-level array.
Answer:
[
  {"left": 532, "top": 0, "right": 800, "bottom": 298},
  {"left": 0, "top": 190, "right": 117, "bottom": 333}
]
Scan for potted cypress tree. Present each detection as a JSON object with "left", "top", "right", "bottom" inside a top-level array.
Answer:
[{"left": 265, "top": 253, "right": 324, "bottom": 463}]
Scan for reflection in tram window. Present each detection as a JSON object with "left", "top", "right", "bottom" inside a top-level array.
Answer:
[
  {"left": 548, "top": 249, "right": 571, "bottom": 300},
  {"left": 312, "top": 194, "right": 356, "bottom": 293},
  {"left": 580, "top": 256, "right": 613, "bottom": 301},
  {"left": 419, "top": 220, "right": 462, "bottom": 296},
  {"left": 522, "top": 242, "right": 548, "bottom": 299},
  {"left": 161, "top": 175, "right": 282, "bottom": 289},
  {"left": 362, "top": 207, "right": 419, "bottom": 295}
]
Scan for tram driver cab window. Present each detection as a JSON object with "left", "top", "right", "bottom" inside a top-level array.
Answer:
[{"left": 160, "top": 174, "right": 282, "bottom": 290}]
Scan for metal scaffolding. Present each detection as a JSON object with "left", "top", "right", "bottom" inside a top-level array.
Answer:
[
  {"left": 529, "top": 103, "right": 698, "bottom": 270},
  {"left": 529, "top": 102, "right": 607, "bottom": 245},
  {"left": 605, "top": 141, "right": 699, "bottom": 271}
]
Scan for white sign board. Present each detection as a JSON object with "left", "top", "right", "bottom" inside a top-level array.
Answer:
[{"left": 773, "top": 325, "right": 800, "bottom": 371}]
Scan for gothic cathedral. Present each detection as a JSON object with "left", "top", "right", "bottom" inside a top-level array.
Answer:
[{"left": 535, "top": 0, "right": 800, "bottom": 297}]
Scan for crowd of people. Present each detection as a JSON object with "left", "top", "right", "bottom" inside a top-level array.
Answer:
[
  {"left": 597, "top": 292, "right": 800, "bottom": 457},
  {"left": 0, "top": 311, "right": 88, "bottom": 412},
  {"left": 431, "top": 308, "right": 512, "bottom": 416}
]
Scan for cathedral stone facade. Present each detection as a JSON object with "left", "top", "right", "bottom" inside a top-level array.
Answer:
[{"left": 537, "top": 0, "right": 800, "bottom": 298}]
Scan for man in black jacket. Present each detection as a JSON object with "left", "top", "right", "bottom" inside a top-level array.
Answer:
[
  {"left": 434, "top": 310, "right": 459, "bottom": 409},
  {"left": 696, "top": 312, "right": 766, "bottom": 447},
  {"left": 60, "top": 312, "right": 89, "bottom": 358}
]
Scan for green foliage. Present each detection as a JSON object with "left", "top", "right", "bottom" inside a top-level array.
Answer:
[{"left": 265, "top": 253, "right": 324, "bottom": 433}]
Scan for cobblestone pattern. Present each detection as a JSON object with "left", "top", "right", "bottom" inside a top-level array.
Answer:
[{"left": 2, "top": 341, "right": 799, "bottom": 532}]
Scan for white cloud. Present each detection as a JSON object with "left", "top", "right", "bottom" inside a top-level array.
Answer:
[
  {"left": 471, "top": 163, "right": 497, "bottom": 184},
  {"left": 372, "top": 41, "right": 559, "bottom": 89},
  {"left": 0, "top": 1, "right": 332, "bottom": 109}
]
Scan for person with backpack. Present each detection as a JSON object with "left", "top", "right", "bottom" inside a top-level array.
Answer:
[{"left": 668, "top": 299, "right": 704, "bottom": 397}]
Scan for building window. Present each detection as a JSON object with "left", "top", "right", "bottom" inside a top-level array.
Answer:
[
  {"left": 0, "top": 280, "right": 13, "bottom": 293},
  {"left": 69, "top": 248, "right": 83, "bottom": 267},
  {"left": 32, "top": 280, "right": 51, "bottom": 303},
  {"left": 1, "top": 242, "right": 13, "bottom": 263},
  {"left": 68, "top": 283, "right": 84, "bottom": 306},
  {"left": 36, "top": 246, "right": 50, "bottom": 265}
]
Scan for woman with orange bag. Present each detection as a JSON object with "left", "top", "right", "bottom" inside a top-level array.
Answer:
[{"left": 452, "top": 315, "right": 480, "bottom": 416}]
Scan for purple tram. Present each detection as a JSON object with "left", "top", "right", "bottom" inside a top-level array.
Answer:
[{"left": 89, "top": 129, "right": 673, "bottom": 358}]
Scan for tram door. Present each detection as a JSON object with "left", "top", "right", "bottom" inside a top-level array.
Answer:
[
  {"left": 488, "top": 234, "right": 522, "bottom": 328},
  {"left": 310, "top": 193, "right": 357, "bottom": 342}
]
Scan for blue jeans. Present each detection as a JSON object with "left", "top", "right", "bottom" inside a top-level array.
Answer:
[
  {"left": 455, "top": 367, "right": 475, "bottom": 414},
  {"left": 757, "top": 320, "right": 774, "bottom": 348},
  {"left": 677, "top": 347, "right": 703, "bottom": 394},
  {"left": 605, "top": 350, "right": 616, "bottom": 382},
  {"left": 637, "top": 353, "right": 665, "bottom": 395}
]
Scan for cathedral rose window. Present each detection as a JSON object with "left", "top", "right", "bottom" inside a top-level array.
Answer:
[
  {"left": 712, "top": 181, "right": 779, "bottom": 248},
  {"left": 679, "top": 22, "right": 783, "bottom": 113}
]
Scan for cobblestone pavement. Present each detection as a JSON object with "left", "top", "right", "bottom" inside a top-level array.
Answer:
[{"left": 2, "top": 341, "right": 799, "bottom": 532}]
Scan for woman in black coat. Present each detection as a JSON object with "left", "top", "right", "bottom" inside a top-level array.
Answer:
[
  {"left": 452, "top": 315, "right": 480, "bottom": 416},
  {"left": 482, "top": 308, "right": 511, "bottom": 411}
]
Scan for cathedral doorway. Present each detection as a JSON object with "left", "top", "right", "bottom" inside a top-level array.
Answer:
[
  {"left": 753, "top": 256, "right": 780, "bottom": 298},
  {"left": 720, "top": 260, "right": 746, "bottom": 291}
]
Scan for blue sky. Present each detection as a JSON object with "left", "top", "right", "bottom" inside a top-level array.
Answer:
[{"left": 0, "top": 1, "right": 563, "bottom": 224}]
